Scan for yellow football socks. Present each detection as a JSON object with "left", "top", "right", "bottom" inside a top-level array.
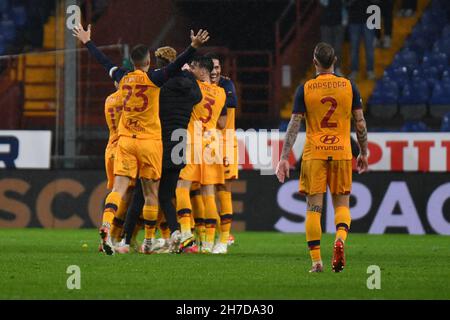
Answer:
[
  {"left": 203, "top": 194, "right": 218, "bottom": 243},
  {"left": 335, "top": 206, "right": 351, "bottom": 242},
  {"left": 176, "top": 187, "right": 192, "bottom": 234},
  {"left": 305, "top": 211, "right": 322, "bottom": 263},
  {"left": 131, "top": 215, "right": 144, "bottom": 244},
  {"left": 102, "top": 191, "right": 121, "bottom": 228},
  {"left": 143, "top": 205, "right": 158, "bottom": 239},
  {"left": 218, "top": 190, "right": 233, "bottom": 244},
  {"left": 192, "top": 189, "right": 206, "bottom": 243},
  {"left": 110, "top": 199, "right": 128, "bottom": 241}
]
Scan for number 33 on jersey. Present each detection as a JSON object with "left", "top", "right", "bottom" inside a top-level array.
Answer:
[
  {"left": 187, "top": 80, "right": 227, "bottom": 144},
  {"left": 293, "top": 73, "right": 363, "bottom": 161}
]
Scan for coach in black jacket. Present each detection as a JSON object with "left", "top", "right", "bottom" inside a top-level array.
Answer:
[
  {"left": 158, "top": 68, "right": 202, "bottom": 232},
  {"left": 122, "top": 47, "right": 201, "bottom": 246}
]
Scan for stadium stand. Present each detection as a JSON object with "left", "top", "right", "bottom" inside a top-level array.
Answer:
[{"left": 369, "top": 0, "right": 450, "bottom": 131}]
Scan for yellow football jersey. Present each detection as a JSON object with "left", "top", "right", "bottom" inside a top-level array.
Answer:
[
  {"left": 293, "top": 73, "right": 362, "bottom": 161},
  {"left": 187, "top": 80, "right": 227, "bottom": 145},
  {"left": 118, "top": 70, "right": 161, "bottom": 140},
  {"left": 104, "top": 90, "right": 123, "bottom": 145}
]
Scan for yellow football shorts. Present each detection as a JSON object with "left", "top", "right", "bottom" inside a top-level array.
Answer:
[
  {"left": 179, "top": 143, "right": 224, "bottom": 185},
  {"left": 299, "top": 159, "right": 352, "bottom": 195},
  {"left": 222, "top": 135, "right": 238, "bottom": 180},
  {"left": 104, "top": 141, "right": 118, "bottom": 189},
  {"left": 114, "top": 136, "right": 162, "bottom": 181}
]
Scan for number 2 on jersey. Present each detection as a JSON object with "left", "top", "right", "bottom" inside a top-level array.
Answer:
[{"left": 320, "top": 97, "right": 338, "bottom": 128}]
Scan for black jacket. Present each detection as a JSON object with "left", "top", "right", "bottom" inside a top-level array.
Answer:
[{"left": 159, "top": 76, "right": 202, "bottom": 169}]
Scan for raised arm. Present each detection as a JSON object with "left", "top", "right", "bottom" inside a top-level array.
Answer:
[
  {"left": 73, "top": 24, "right": 127, "bottom": 83},
  {"left": 150, "top": 30, "right": 210, "bottom": 87},
  {"left": 353, "top": 109, "right": 369, "bottom": 174}
]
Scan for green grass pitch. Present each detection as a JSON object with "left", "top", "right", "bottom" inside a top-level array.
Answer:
[{"left": 0, "top": 229, "right": 449, "bottom": 299}]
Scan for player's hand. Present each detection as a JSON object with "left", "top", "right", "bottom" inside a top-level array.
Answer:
[
  {"left": 190, "top": 29, "right": 210, "bottom": 49},
  {"left": 73, "top": 24, "right": 91, "bottom": 44},
  {"left": 276, "top": 159, "right": 290, "bottom": 183},
  {"left": 357, "top": 154, "right": 369, "bottom": 174},
  {"left": 182, "top": 63, "right": 191, "bottom": 71}
]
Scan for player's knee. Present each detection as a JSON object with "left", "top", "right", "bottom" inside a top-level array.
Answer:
[
  {"left": 201, "top": 185, "right": 215, "bottom": 196},
  {"left": 307, "top": 204, "right": 323, "bottom": 213},
  {"left": 216, "top": 184, "right": 226, "bottom": 192}
]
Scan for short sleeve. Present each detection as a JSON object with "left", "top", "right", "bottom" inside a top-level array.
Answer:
[
  {"left": 292, "top": 85, "right": 306, "bottom": 114},
  {"left": 220, "top": 105, "right": 227, "bottom": 116},
  {"left": 222, "top": 79, "right": 238, "bottom": 108},
  {"left": 351, "top": 81, "right": 363, "bottom": 110}
]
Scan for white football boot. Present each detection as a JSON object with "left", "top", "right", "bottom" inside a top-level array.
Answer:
[
  {"left": 151, "top": 238, "right": 170, "bottom": 254},
  {"left": 201, "top": 241, "right": 213, "bottom": 254},
  {"left": 114, "top": 239, "right": 130, "bottom": 254},
  {"left": 141, "top": 238, "right": 155, "bottom": 254},
  {"left": 212, "top": 242, "right": 228, "bottom": 254}
]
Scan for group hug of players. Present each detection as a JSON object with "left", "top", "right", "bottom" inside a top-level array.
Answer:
[
  {"left": 73, "top": 25, "right": 238, "bottom": 255},
  {"left": 74, "top": 23, "right": 370, "bottom": 272}
]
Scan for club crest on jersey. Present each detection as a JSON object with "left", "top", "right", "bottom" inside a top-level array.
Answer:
[{"left": 320, "top": 135, "right": 340, "bottom": 145}]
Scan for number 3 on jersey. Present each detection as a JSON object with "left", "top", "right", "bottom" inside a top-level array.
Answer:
[
  {"left": 320, "top": 96, "right": 338, "bottom": 128},
  {"left": 200, "top": 97, "right": 215, "bottom": 123},
  {"left": 122, "top": 85, "right": 150, "bottom": 112}
]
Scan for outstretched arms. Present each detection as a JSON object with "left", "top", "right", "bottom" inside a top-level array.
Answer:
[
  {"left": 353, "top": 109, "right": 369, "bottom": 174},
  {"left": 276, "top": 113, "right": 304, "bottom": 183},
  {"left": 73, "top": 24, "right": 127, "bottom": 83},
  {"left": 150, "top": 30, "right": 210, "bottom": 87}
]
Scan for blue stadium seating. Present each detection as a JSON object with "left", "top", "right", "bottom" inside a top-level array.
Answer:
[
  {"left": 11, "top": 6, "right": 26, "bottom": 27},
  {"left": 369, "top": 77, "right": 399, "bottom": 119},
  {"left": 430, "top": 81, "right": 450, "bottom": 118},
  {"left": 401, "top": 120, "right": 429, "bottom": 132},
  {"left": 441, "top": 112, "right": 450, "bottom": 131},
  {"left": 369, "top": 0, "right": 450, "bottom": 127},
  {"left": 399, "top": 80, "right": 429, "bottom": 119},
  {"left": 0, "top": 0, "right": 9, "bottom": 13},
  {"left": 385, "top": 66, "right": 409, "bottom": 89},
  {"left": 422, "top": 52, "right": 448, "bottom": 73},
  {"left": 0, "top": 18, "right": 15, "bottom": 41},
  {"left": 0, "top": 35, "right": 5, "bottom": 55}
]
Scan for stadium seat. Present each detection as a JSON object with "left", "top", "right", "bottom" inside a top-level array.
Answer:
[
  {"left": 0, "top": 35, "right": 5, "bottom": 55},
  {"left": 430, "top": 82, "right": 450, "bottom": 118},
  {"left": 369, "top": 78, "right": 399, "bottom": 119},
  {"left": 11, "top": 6, "right": 26, "bottom": 27},
  {"left": 399, "top": 80, "right": 428, "bottom": 120},
  {"left": 0, "top": 18, "right": 16, "bottom": 41},
  {"left": 442, "top": 25, "right": 450, "bottom": 39},
  {"left": 401, "top": 120, "right": 429, "bottom": 132},
  {"left": 278, "top": 120, "right": 288, "bottom": 132},
  {"left": 433, "top": 38, "right": 450, "bottom": 55},
  {"left": 414, "top": 67, "right": 439, "bottom": 90},
  {"left": 0, "top": 0, "right": 9, "bottom": 13},
  {"left": 408, "top": 37, "right": 430, "bottom": 57},
  {"left": 395, "top": 49, "right": 419, "bottom": 70},
  {"left": 387, "top": 66, "right": 409, "bottom": 89},
  {"left": 441, "top": 112, "right": 450, "bottom": 131},
  {"left": 422, "top": 52, "right": 448, "bottom": 74}
]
